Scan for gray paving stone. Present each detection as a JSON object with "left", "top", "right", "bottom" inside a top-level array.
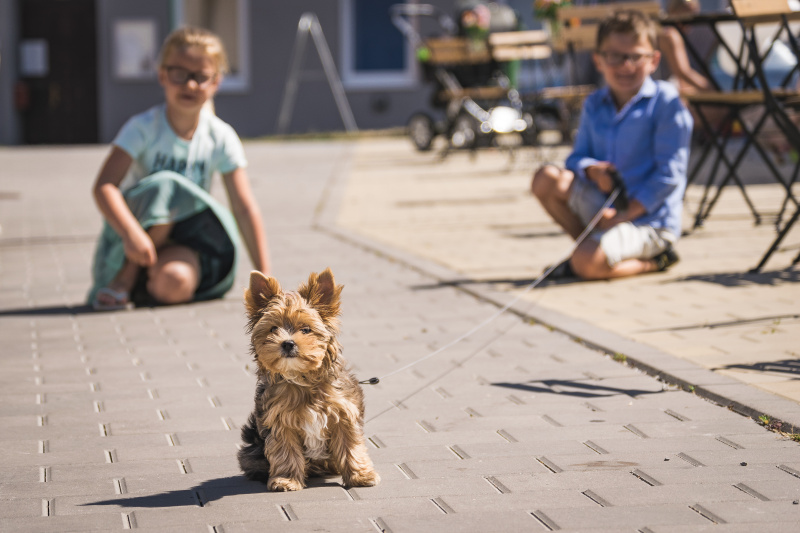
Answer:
[
  {"left": 221, "top": 516, "right": 377, "bottom": 533},
  {"left": 580, "top": 435, "right": 778, "bottom": 454},
  {"left": 0, "top": 513, "right": 123, "bottom": 533},
  {"left": 284, "top": 496, "right": 444, "bottom": 521},
  {"left": 687, "top": 500, "right": 800, "bottom": 524},
  {"left": 0, "top": 496, "right": 46, "bottom": 519},
  {"left": 491, "top": 470, "right": 648, "bottom": 492},
  {"left": 670, "top": 447, "right": 800, "bottom": 467},
  {"left": 0, "top": 479, "right": 117, "bottom": 499},
  {"left": 347, "top": 477, "right": 499, "bottom": 500},
  {"left": 376, "top": 508, "right": 612, "bottom": 533},
  {"left": 368, "top": 444, "right": 465, "bottom": 464},
  {"left": 624, "top": 464, "right": 800, "bottom": 485},
  {"left": 531, "top": 504, "right": 715, "bottom": 529},
  {"left": 646, "top": 523, "right": 800, "bottom": 533},
  {"left": 455, "top": 439, "right": 599, "bottom": 458},
  {"left": 583, "top": 483, "right": 761, "bottom": 507}
]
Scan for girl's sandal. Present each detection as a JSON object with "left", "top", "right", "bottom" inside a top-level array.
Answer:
[{"left": 92, "top": 287, "right": 132, "bottom": 311}]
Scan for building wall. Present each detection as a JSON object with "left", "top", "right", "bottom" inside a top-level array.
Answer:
[
  {"left": 215, "top": 0, "right": 449, "bottom": 139},
  {"left": 97, "top": 0, "right": 172, "bottom": 142},
  {"left": 96, "top": 0, "right": 453, "bottom": 143},
  {"left": 0, "top": 0, "right": 21, "bottom": 144},
  {"left": 0, "top": 0, "right": 485, "bottom": 144}
]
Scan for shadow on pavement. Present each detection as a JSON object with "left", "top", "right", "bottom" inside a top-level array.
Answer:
[
  {"left": 505, "top": 230, "right": 567, "bottom": 239},
  {"left": 410, "top": 276, "right": 583, "bottom": 291},
  {"left": 0, "top": 304, "right": 99, "bottom": 316},
  {"left": 83, "top": 475, "right": 343, "bottom": 509},
  {"left": 672, "top": 267, "right": 800, "bottom": 287},
  {"left": 717, "top": 359, "right": 800, "bottom": 376},
  {"left": 492, "top": 379, "right": 664, "bottom": 398},
  {"left": 637, "top": 313, "right": 800, "bottom": 333}
]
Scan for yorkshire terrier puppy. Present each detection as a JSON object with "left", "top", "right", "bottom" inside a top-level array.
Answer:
[{"left": 237, "top": 268, "right": 380, "bottom": 491}]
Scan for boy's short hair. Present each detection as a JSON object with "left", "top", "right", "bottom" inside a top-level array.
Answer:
[
  {"left": 596, "top": 10, "right": 658, "bottom": 50},
  {"left": 159, "top": 26, "right": 229, "bottom": 75}
]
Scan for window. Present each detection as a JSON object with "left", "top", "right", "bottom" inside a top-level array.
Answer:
[
  {"left": 340, "top": 0, "right": 416, "bottom": 89},
  {"left": 172, "top": 0, "right": 250, "bottom": 92}
]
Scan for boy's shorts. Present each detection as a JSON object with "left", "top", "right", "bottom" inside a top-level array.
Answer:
[{"left": 568, "top": 177, "right": 676, "bottom": 267}]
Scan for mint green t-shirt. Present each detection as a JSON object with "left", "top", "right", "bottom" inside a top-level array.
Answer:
[{"left": 113, "top": 104, "right": 247, "bottom": 192}]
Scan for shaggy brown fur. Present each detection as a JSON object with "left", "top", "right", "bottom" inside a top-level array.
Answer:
[{"left": 237, "top": 268, "right": 380, "bottom": 491}]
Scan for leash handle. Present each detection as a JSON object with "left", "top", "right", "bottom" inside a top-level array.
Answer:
[{"left": 607, "top": 168, "right": 629, "bottom": 211}]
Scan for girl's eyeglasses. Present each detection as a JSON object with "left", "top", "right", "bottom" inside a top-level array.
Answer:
[{"left": 163, "top": 66, "right": 217, "bottom": 87}]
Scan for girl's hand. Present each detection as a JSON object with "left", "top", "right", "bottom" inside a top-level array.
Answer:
[{"left": 123, "top": 228, "right": 157, "bottom": 267}]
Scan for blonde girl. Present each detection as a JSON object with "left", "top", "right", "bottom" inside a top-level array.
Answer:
[{"left": 90, "top": 26, "right": 270, "bottom": 309}]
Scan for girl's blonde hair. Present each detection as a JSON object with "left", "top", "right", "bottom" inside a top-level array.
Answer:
[{"left": 158, "top": 26, "right": 229, "bottom": 74}]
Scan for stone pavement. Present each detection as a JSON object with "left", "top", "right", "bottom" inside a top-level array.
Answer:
[{"left": 0, "top": 140, "right": 799, "bottom": 531}]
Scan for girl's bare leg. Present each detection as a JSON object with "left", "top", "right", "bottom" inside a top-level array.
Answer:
[
  {"left": 96, "top": 223, "right": 192, "bottom": 307},
  {"left": 145, "top": 244, "right": 200, "bottom": 304}
]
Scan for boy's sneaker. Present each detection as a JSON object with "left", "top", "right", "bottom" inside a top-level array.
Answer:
[{"left": 653, "top": 246, "right": 679, "bottom": 271}]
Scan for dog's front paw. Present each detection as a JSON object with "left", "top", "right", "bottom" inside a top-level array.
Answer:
[
  {"left": 268, "top": 476, "right": 304, "bottom": 491},
  {"left": 344, "top": 469, "right": 380, "bottom": 487}
]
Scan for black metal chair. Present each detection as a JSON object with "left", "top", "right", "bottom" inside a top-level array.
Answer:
[{"left": 731, "top": 0, "right": 800, "bottom": 271}]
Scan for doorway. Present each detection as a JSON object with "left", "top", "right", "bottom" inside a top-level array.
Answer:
[{"left": 19, "top": 0, "right": 98, "bottom": 144}]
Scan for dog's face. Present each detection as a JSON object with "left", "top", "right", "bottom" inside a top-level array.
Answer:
[{"left": 245, "top": 269, "right": 342, "bottom": 379}]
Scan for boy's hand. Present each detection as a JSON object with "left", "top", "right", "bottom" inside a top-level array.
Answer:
[
  {"left": 586, "top": 163, "right": 615, "bottom": 193},
  {"left": 596, "top": 207, "right": 620, "bottom": 230},
  {"left": 597, "top": 199, "right": 648, "bottom": 230},
  {"left": 123, "top": 228, "right": 157, "bottom": 267}
]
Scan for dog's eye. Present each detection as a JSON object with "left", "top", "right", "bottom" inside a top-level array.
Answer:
[
  {"left": 300, "top": 327, "right": 312, "bottom": 334},
  {"left": 270, "top": 326, "right": 279, "bottom": 334}
]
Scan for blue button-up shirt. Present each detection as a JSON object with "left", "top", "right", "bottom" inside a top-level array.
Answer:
[{"left": 565, "top": 77, "right": 693, "bottom": 238}]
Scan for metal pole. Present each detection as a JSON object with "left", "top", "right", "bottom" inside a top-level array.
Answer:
[
  {"left": 307, "top": 13, "right": 358, "bottom": 132},
  {"left": 275, "top": 13, "right": 358, "bottom": 134},
  {"left": 276, "top": 14, "right": 311, "bottom": 134}
]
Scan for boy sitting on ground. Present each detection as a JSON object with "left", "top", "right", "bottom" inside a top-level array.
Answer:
[{"left": 531, "top": 9, "right": 692, "bottom": 280}]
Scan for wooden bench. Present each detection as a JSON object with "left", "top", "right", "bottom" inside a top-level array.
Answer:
[
  {"left": 423, "top": 37, "right": 491, "bottom": 65},
  {"left": 488, "top": 30, "right": 551, "bottom": 61},
  {"left": 552, "top": 1, "right": 663, "bottom": 53}
]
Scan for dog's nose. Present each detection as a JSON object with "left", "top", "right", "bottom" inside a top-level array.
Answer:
[{"left": 281, "top": 340, "right": 297, "bottom": 354}]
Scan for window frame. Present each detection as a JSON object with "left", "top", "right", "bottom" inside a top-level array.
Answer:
[
  {"left": 171, "top": 0, "right": 251, "bottom": 93},
  {"left": 339, "top": 0, "right": 418, "bottom": 90}
]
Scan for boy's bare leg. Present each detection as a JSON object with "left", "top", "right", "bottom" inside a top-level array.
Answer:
[
  {"left": 571, "top": 240, "right": 658, "bottom": 280},
  {"left": 531, "top": 165, "right": 585, "bottom": 239}
]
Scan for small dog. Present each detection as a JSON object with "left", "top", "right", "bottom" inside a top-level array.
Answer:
[{"left": 237, "top": 268, "right": 380, "bottom": 491}]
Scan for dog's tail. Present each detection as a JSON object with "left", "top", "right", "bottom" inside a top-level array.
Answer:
[{"left": 237, "top": 412, "right": 271, "bottom": 483}]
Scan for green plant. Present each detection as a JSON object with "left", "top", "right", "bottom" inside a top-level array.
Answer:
[
  {"left": 612, "top": 353, "right": 627, "bottom": 363},
  {"left": 534, "top": 0, "right": 573, "bottom": 22},
  {"left": 759, "top": 414, "right": 771, "bottom": 425}
]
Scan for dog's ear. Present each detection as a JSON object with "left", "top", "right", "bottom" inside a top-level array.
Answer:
[
  {"left": 245, "top": 271, "right": 282, "bottom": 317},
  {"left": 300, "top": 268, "right": 342, "bottom": 320}
]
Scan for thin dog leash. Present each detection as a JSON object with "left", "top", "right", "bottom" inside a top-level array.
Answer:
[{"left": 358, "top": 186, "right": 622, "bottom": 386}]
